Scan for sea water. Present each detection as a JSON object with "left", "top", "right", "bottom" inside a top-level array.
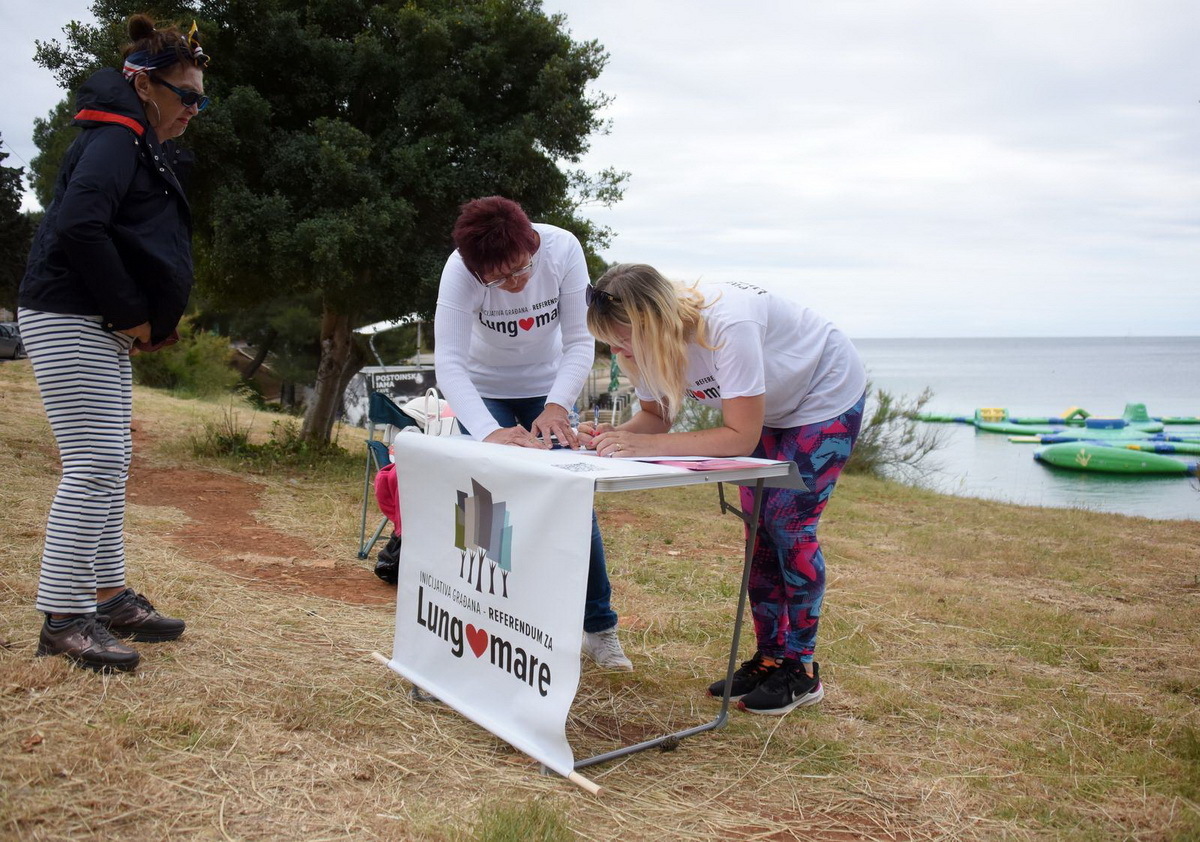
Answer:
[{"left": 854, "top": 337, "right": 1200, "bottom": 521}]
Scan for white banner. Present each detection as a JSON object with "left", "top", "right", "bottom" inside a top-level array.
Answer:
[{"left": 386, "top": 435, "right": 595, "bottom": 776}]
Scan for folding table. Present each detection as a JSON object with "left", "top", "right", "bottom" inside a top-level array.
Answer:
[
  {"left": 572, "top": 457, "right": 797, "bottom": 770},
  {"left": 374, "top": 440, "right": 798, "bottom": 788}
]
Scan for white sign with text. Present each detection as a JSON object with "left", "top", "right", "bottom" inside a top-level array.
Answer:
[{"left": 386, "top": 435, "right": 594, "bottom": 776}]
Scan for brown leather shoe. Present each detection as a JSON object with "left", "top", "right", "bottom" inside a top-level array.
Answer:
[
  {"left": 97, "top": 589, "right": 186, "bottom": 642},
  {"left": 36, "top": 614, "right": 140, "bottom": 672}
]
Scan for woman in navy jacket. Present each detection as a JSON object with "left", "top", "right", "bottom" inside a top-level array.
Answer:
[{"left": 18, "top": 14, "right": 210, "bottom": 671}]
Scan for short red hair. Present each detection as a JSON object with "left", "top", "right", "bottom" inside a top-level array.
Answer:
[{"left": 452, "top": 196, "right": 538, "bottom": 276}]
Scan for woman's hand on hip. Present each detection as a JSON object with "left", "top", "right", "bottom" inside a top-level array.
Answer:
[
  {"left": 530, "top": 403, "right": 579, "bottom": 449},
  {"left": 119, "top": 322, "right": 152, "bottom": 343},
  {"left": 483, "top": 425, "right": 550, "bottom": 449}
]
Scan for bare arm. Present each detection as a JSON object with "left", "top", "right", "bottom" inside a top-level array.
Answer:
[{"left": 589, "top": 395, "right": 764, "bottom": 458}]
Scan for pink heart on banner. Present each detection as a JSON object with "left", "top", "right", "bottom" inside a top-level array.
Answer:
[
  {"left": 518, "top": 317, "right": 535, "bottom": 331},
  {"left": 465, "top": 624, "right": 489, "bottom": 657}
]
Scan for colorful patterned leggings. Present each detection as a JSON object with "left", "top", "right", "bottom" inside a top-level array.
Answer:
[{"left": 738, "top": 394, "right": 865, "bottom": 663}]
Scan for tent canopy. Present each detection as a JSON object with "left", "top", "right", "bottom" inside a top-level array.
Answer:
[{"left": 353, "top": 314, "right": 423, "bottom": 336}]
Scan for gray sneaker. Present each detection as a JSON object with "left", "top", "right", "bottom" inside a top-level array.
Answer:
[
  {"left": 36, "top": 614, "right": 140, "bottom": 672},
  {"left": 410, "top": 686, "right": 440, "bottom": 703},
  {"left": 581, "top": 627, "right": 633, "bottom": 671}
]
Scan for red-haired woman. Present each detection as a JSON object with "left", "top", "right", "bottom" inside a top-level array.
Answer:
[
  {"left": 18, "top": 14, "right": 209, "bottom": 671},
  {"left": 434, "top": 196, "right": 631, "bottom": 670}
]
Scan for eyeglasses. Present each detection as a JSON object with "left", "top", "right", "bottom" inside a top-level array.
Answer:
[
  {"left": 475, "top": 256, "right": 535, "bottom": 288},
  {"left": 151, "top": 76, "right": 210, "bottom": 112},
  {"left": 585, "top": 284, "right": 621, "bottom": 311}
]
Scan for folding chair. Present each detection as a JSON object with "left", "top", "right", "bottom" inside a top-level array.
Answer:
[{"left": 357, "top": 391, "right": 418, "bottom": 559}]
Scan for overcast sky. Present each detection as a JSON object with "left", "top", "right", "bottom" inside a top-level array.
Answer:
[{"left": 2, "top": 1, "right": 1197, "bottom": 337}]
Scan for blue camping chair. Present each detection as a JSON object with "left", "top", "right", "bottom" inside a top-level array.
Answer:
[{"left": 357, "top": 392, "right": 418, "bottom": 559}]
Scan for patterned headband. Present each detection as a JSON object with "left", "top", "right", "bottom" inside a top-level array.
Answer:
[{"left": 122, "top": 20, "right": 210, "bottom": 81}]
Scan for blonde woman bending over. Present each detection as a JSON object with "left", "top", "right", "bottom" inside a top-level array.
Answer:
[{"left": 581, "top": 264, "right": 866, "bottom": 715}]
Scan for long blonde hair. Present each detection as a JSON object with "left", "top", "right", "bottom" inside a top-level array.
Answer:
[{"left": 587, "top": 264, "right": 717, "bottom": 423}]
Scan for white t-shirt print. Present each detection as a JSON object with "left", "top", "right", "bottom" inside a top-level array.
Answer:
[{"left": 434, "top": 223, "right": 594, "bottom": 440}]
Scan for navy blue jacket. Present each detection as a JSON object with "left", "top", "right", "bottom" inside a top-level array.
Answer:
[{"left": 20, "top": 68, "right": 194, "bottom": 344}]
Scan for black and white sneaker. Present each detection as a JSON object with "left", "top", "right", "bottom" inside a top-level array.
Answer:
[
  {"left": 707, "top": 651, "right": 778, "bottom": 701},
  {"left": 737, "top": 659, "right": 824, "bottom": 715}
]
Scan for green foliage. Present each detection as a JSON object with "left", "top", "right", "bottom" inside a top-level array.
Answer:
[
  {"left": 199, "top": 291, "right": 323, "bottom": 387},
  {"left": 191, "top": 401, "right": 355, "bottom": 472},
  {"left": 846, "top": 385, "right": 944, "bottom": 479},
  {"left": 179, "top": 0, "right": 625, "bottom": 321},
  {"left": 672, "top": 399, "right": 725, "bottom": 433},
  {"left": 471, "top": 799, "right": 572, "bottom": 842},
  {"left": 368, "top": 324, "right": 422, "bottom": 365},
  {"left": 190, "top": 398, "right": 254, "bottom": 457},
  {"left": 29, "top": 100, "right": 76, "bottom": 210},
  {"left": 1170, "top": 725, "right": 1200, "bottom": 801},
  {"left": 131, "top": 318, "right": 240, "bottom": 396},
  {"left": 33, "top": 11, "right": 126, "bottom": 90},
  {"left": 0, "top": 136, "right": 34, "bottom": 312}
]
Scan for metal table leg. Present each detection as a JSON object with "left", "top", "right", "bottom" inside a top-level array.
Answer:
[{"left": 574, "top": 478, "right": 766, "bottom": 769}]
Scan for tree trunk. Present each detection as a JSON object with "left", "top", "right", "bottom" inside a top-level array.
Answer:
[
  {"left": 242, "top": 327, "right": 277, "bottom": 380},
  {"left": 300, "top": 303, "right": 364, "bottom": 442}
]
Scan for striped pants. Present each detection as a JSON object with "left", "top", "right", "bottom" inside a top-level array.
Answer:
[
  {"left": 739, "top": 394, "right": 866, "bottom": 663},
  {"left": 19, "top": 308, "right": 135, "bottom": 614}
]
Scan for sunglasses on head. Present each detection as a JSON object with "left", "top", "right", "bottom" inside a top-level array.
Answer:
[
  {"left": 151, "top": 76, "right": 210, "bottom": 112},
  {"left": 585, "top": 284, "right": 621, "bottom": 311}
]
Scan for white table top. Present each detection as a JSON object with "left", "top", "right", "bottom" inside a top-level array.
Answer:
[{"left": 393, "top": 432, "right": 797, "bottom": 492}]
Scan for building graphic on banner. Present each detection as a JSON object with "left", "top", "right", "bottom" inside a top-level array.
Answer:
[
  {"left": 455, "top": 479, "right": 514, "bottom": 598},
  {"left": 413, "top": 476, "right": 556, "bottom": 696}
]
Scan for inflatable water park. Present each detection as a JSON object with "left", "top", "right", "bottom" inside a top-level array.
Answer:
[{"left": 918, "top": 403, "right": 1200, "bottom": 477}]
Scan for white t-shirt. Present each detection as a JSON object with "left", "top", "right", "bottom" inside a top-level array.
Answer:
[
  {"left": 635, "top": 281, "right": 867, "bottom": 428},
  {"left": 434, "top": 223, "right": 594, "bottom": 440}
]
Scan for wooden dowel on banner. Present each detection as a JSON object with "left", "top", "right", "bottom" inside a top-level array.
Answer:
[
  {"left": 370, "top": 651, "right": 600, "bottom": 795},
  {"left": 565, "top": 771, "right": 602, "bottom": 795}
]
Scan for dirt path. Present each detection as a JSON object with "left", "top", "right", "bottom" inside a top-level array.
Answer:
[{"left": 128, "top": 436, "right": 394, "bottom": 607}]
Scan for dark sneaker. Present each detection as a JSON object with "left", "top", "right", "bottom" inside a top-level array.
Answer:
[
  {"left": 738, "top": 659, "right": 824, "bottom": 715},
  {"left": 374, "top": 533, "right": 401, "bottom": 585},
  {"left": 36, "top": 614, "right": 140, "bottom": 672},
  {"left": 707, "top": 651, "right": 779, "bottom": 701},
  {"left": 97, "top": 589, "right": 185, "bottom": 642}
]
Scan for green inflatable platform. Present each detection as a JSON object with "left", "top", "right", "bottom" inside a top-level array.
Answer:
[{"left": 1034, "top": 443, "right": 1198, "bottom": 475}]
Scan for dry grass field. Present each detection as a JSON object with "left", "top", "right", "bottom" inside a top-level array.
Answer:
[{"left": 2, "top": 358, "right": 1198, "bottom": 840}]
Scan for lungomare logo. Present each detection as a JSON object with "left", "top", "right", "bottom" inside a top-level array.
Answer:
[
  {"left": 412, "top": 478, "right": 556, "bottom": 696},
  {"left": 455, "top": 479, "right": 513, "bottom": 597}
]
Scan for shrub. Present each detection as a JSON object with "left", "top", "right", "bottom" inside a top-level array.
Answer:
[
  {"left": 671, "top": 399, "right": 724, "bottom": 433},
  {"left": 190, "top": 399, "right": 255, "bottom": 459},
  {"left": 132, "top": 318, "right": 240, "bottom": 397},
  {"left": 846, "top": 385, "right": 943, "bottom": 479},
  {"left": 191, "top": 400, "right": 354, "bottom": 473},
  {"left": 645, "top": 386, "right": 944, "bottom": 482}
]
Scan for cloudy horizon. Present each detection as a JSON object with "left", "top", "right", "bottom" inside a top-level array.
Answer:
[{"left": 3, "top": 1, "right": 1197, "bottom": 337}]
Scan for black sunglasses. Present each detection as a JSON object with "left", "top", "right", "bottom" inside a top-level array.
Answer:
[
  {"left": 151, "top": 76, "right": 210, "bottom": 112},
  {"left": 585, "top": 285, "right": 621, "bottom": 311}
]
